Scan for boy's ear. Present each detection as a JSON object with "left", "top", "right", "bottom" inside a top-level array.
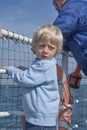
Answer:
[{"left": 31, "top": 47, "right": 36, "bottom": 54}]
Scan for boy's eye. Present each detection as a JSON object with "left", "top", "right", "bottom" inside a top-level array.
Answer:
[
  {"left": 38, "top": 43, "right": 57, "bottom": 51},
  {"left": 49, "top": 46, "right": 55, "bottom": 50},
  {"left": 38, "top": 44, "right": 45, "bottom": 48}
]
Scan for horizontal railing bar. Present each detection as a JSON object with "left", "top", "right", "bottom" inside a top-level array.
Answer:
[{"left": 0, "top": 28, "right": 32, "bottom": 44}]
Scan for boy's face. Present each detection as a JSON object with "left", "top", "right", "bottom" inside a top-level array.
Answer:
[{"left": 34, "top": 41, "right": 57, "bottom": 60}]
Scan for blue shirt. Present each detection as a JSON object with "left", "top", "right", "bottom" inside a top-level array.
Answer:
[
  {"left": 8, "top": 58, "right": 60, "bottom": 126},
  {"left": 53, "top": 0, "right": 87, "bottom": 76}
]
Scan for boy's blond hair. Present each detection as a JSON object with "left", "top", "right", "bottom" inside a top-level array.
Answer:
[{"left": 32, "top": 25, "right": 63, "bottom": 55}]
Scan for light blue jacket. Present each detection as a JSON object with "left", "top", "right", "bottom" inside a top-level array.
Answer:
[
  {"left": 8, "top": 58, "right": 60, "bottom": 126},
  {"left": 53, "top": 0, "right": 87, "bottom": 76}
]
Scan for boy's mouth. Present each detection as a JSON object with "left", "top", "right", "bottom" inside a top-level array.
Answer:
[{"left": 41, "top": 55, "right": 49, "bottom": 59}]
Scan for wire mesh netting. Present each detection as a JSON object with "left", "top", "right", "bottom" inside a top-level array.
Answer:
[{"left": 0, "top": 28, "right": 87, "bottom": 130}]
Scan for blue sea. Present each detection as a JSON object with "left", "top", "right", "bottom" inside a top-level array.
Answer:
[
  {"left": 71, "top": 85, "right": 87, "bottom": 130},
  {"left": 0, "top": 84, "right": 87, "bottom": 130},
  {"left": 0, "top": 85, "right": 23, "bottom": 130}
]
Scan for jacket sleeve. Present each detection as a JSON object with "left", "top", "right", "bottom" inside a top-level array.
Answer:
[
  {"left": 7, "top": 65, "right": 46, "bottom": 87},
  {"left": 53, "top": 8, "right": 79, "bottom": 39},
  {"left": 53, "top": 4, "right": 80, "bottom": 52}
]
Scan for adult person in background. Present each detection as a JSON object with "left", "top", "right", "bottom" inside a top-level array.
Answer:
[
  {"left": 52, "top": 0, "right": 84, "bottom": 129},
  {"left": 53, "top": 0, "right": 87, "bottom": 77}
]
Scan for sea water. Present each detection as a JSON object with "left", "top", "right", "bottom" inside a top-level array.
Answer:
[
  {"left": 0, "top": 85, "right": 87, "bottom": 130},
  {"left": 71, "top": 85, "right": 87, "bottom": 130},
  {"left": 0, "top": 85, "right": 23, "bottom": 130}
]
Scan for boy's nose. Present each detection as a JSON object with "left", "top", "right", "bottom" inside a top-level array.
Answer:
[{"left": 43, "top": 47, "right": 48, "bottom": 52}]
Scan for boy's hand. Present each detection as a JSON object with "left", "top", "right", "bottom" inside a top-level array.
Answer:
[
  {"left": 0, "top": 66, "right": 8, "bottom": 73},
  {"left": 0, "top": 66, "right": 8, "bottom": 71}
]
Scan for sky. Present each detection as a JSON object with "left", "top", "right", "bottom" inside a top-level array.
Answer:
[{"left": 0, "top": 0, "right": 57, "bottom": 38}]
